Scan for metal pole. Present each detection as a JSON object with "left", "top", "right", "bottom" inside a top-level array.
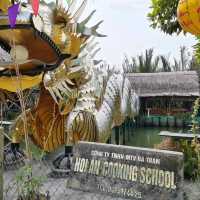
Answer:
[{"left": 0, "top": 126, "right": 4, "bottom": 200}]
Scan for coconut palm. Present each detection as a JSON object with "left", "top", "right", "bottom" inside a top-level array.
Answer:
[
  {"left": 137, "top": 49, "right": 160, "bottom": 73},
  {"left": 122, "top": 55, "right": 137, "bottom": 73},
  {"left": 160, "top": 46, "right": 199, "bottom": 72},
  {"left": 159, "top": 55, "right": 172, "bottom": 72},
  {"left": 123, "top": 49, "right": 160, "bottom": 73}
]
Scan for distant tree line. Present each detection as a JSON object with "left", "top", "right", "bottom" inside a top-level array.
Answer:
[{"left": 123, "top": 47, "right": 200, "bottom": 73}]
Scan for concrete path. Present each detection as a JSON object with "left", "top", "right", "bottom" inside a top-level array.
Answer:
[{"left": 3, "top": 161, "right": 200, "bottom": 200}]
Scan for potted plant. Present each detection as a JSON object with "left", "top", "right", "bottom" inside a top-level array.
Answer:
[
  {"left": 167, "top": 115, "right": 175, "bottom": 127},
  {"left": 175, "top": 113, "right": 184, "bottom": 127},
  {"left": 152, "top": 115, "right": 160, "bottom": 127},
  {"left": 183, "top": 112, "right": 192, "bottom": 127},
  {"left": 144, "top": 115, "right": 153, "bottom": 127},
  {"left": 16, "top": 164, "right": 48, "bottom": 200},
  {"left": 160, "top": 115, "right": 168, "bottom": 127}
]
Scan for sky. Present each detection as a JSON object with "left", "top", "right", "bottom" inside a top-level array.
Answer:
[{"left": 46, "top": 0, "right": 197, "bottom": 66}]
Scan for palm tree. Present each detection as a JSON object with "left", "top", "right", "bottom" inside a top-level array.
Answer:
[
  {"left": 137, "top": 49, "right": 159, "bottom": 73},
  {"left": 159, "top": 55, "right": 172, "bottom": 72},
  {"left": 123, "top": 49, "right": 160, "bottom": 73},
  {"left": 122, "top": 55, "right": 137, "bottom": 73},
  {"left": 123, "top": 46, "right": 200, "bottom": 73},
  {"left": 160, "top": 46, "right": 199, "bottom": 72}
]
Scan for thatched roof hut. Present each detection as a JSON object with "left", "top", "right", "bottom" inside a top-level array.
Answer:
[{"left": 127, "top": 71, "right": 199, "bottom": 97}]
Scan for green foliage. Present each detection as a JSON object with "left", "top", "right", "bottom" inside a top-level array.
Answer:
[
  {"left": 137, "top": 49, "right": 160, "bottom": 73},
  {"left": 123, "top": 49, "right": 160, "bottom": 73},
  {"left": 193, "top": 37, "right": 200, "bottom": 64},
  {"left": 174, "top": 112, "right": 191, "bottom": 121},
  {"left": 191, "top": 98, "right": 200, "bottom": 135},
  {"left": 16, "top": 165, "right": 47, "bottom": 200},
  {"left": 180, "top": 139, "right": 200, "bottom": 179},
  {"left": 30, "top": 141, "right": 47, "bottom": 161},
  {"left": 124, "top": 47, "right": 200, "bottom": 73},
  {"left": 179, "top": 98, "right": 200, "bottom": 180},
  {"left": 159, "top": 55, "right": 171, "bottom": 72},
  {"left": 148, "top": 0, "right": 200, "bottom": 69},
  {"left": 148, "top": 0, "right": 182, "bottom": 35}
]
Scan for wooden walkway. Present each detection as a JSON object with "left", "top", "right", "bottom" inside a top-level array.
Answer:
[{"left": 159, "top": 131, "right": 200, "bottom": 140}]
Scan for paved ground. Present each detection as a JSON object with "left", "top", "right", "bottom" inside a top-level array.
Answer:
[{"left": 3, "top": 161, "right": 200, "bottom": 200}]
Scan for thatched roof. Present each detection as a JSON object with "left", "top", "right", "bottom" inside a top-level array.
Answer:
[{"left": 126, "top": 71, "right": 199, "bottom": 97}]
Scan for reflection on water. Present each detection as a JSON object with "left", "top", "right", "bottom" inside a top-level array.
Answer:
[{"left": 111, "top": 126, "right": 187, "bottom": 148}]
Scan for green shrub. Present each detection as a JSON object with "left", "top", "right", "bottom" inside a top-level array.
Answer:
[
  {"left": 16, "top": 164, "right": 47, "bottom": 200},
  {"left": 180, "top": 98, "right": 200, "bottom": 180}
]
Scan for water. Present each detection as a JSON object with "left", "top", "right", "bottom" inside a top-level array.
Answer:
[{"left": 111, "top": 126, "right": 187, "bottom": 148}]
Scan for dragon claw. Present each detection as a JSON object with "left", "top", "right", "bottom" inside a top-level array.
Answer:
[
  {"left": 4, "top": 143, "right": 25, "bottom": 170},
  {"left": 50, "top": 146, "right": 73, "bottom": 178}
]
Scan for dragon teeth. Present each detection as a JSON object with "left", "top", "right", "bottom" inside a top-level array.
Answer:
[
  {"left": 65, "top": 78, "right": 75, "bottom": 86},
  {"left": 53, "top": 88, "right": 63, "bottom": 100},
  {"left": 62, "top": 81, "right": 71, "bottom": 92},
  {"left": 58, "top": 82, "right": 70, "bottom": 96},
  {"left": 48, "top": 88, "right": 58, "bottom": 104}
]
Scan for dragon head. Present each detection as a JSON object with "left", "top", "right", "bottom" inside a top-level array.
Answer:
[
  {"left": 40, "top": 0, "right": 105, "bottom": 114},
  {"left": 0, "top": 0, "right": 105, "bottom": 113}
]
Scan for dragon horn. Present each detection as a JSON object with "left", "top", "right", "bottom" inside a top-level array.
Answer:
[
  {"left": 91, "top": 21, "right": 107, "bottom": 37},
  {"left": 93, "top": 60, "right": 103, "bottom": 65},
  {"left": 72, "top": 0, "right": 87, "bottom": 22},
  {"left": 91, "top": 20, "right": 104, "bottom": 30},
  {"left": 80, "top": 10, "right": 96, "bottom": 26},
  {"left": 93, "top": 31, "right": 107, "bottom": 37}
]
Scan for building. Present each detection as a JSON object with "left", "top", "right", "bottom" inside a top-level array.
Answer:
[{"left": 127, "top": 71, "right": 200, "bottom": 126}]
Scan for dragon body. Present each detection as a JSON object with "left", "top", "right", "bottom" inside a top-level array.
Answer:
[{"left": 0, "top": 1, "right": 139, "bottom": 155}]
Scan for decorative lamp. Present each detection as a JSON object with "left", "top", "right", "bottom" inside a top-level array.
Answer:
[{"left": 177, "top": 0, "right": 200, "bottom": 35}]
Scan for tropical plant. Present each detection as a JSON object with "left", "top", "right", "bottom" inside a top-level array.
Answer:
[
  {"left": 16, "top": 164, "right": 48, "bottom": 200},
  {"left": 148, "top": 0, "right": 200, "bottom": 66},
  {"left": 123, "top": 49, "right": 160, "bottom": 73},
  {"left": 159, "top": 55, "right": 171, "bottom": 72},
  {"left": 124, "top": 46, "right": 199, "bottom": 73},
  {"left": 193, "top": 37, "right": 200, "bottom": 65},
  {"left": 180, "top": 139, "right": 200, "bottom": 179},
  {"left": 137, "top": 49, "right": 160, "bottom": 73},
  {"left": 180, "top": 98, "right": 200, "bottom": 180},
  {"left": 123, "top": 55, "right": 137, "bottom": 73},
  {"left": 148, "top": 0, "right": 181, "bottom": 35},
  {"left": 172, "top": 46, "right": 190, "bottom": 71}
]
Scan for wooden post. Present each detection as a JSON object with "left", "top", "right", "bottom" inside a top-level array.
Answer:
[
  {"left": 107, "top": 137, "right": 111, "bottom": 144},
  {"left": 115, "top": 126, "right": 120, "bottom": 145},
  {"left": 0, "top": 126, "right": 4, "bottom": 200},
  {"left": 122, "top": 123, "right": 126, "bottom": 145}
]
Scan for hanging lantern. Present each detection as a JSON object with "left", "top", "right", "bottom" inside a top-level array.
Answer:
[
  {"left": 8, "top": 3, "right": 19, "bottom": 28},
  {"left": 32, "top": 0, "right": 39, "bottom": 16},
  {"left": 177, "top": 0, "right": 200, "bottom": 36}
]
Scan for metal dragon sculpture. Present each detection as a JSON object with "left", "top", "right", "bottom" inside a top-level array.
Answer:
[{"left": 0, "top": 0, "right": 139, "bottom": 171}]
